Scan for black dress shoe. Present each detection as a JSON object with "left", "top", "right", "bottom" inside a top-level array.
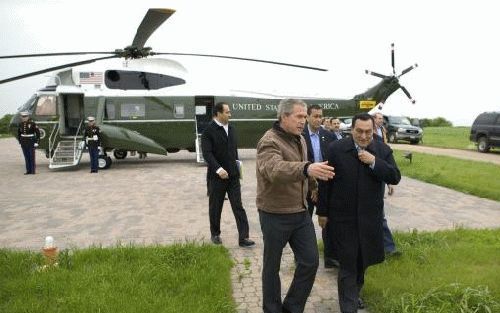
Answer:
[
  {"left": 238, "top": 238, "right": 255, "bottom": 247},
  {"left": 211, "top": 235, "right": 222, "bottom": 245},
  {"left": 358, "top": 297, "right": 365, "bottom": 309}
]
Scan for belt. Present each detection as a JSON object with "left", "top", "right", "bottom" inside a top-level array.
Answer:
[{"left": 21, "top": 134, "right": 35, "bottom": 137}]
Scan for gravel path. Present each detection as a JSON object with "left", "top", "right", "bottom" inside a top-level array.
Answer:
[{"left": 390, "top": 143, "right": 500, "bottom": 165}]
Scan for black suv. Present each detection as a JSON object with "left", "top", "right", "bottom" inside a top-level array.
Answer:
[
  {"left": 384, "top": 115, "right": 423, "bottom": 144},
  {"left": 470, "top": 112, "right": 500, "bottom": 152}
]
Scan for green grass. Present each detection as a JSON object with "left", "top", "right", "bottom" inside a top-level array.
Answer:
[
  {"left": 0, "top": 133, "right": 12, "bottom": 138},
  {"left": 363, "top": 228, "right": 500, "bottom": 313},
  {"left": 421, "top": 127, "right": 475, "bottom": 149},
  {"left": 394, "top": 150, "right": 500, "bottom": 201},
  {"left": 0, "top": 243, "right": 235, "bottom": 313}
]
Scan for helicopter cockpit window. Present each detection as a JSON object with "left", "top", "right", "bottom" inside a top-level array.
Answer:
[
  {"left": 105, "top": 70, "right": 185, "bottom": 90},
  {"left": 34, "top": 95, "right": 57, "bottom": 116},
  {"left": 121, "top": 103, "right": 145, "bottom": 119},
  {"left": 17, "top": 94, "right": 37, "bottom": 113}
]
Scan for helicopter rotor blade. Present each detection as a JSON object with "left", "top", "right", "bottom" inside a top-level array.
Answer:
[
  {"left": 0, "top": 52, "right": 116, "bottom": 59},
  {"left": 132, "top": 9, "right": 176, "bottom": 49},
  {"left": 400, "top": 85, "right": 416, "bottom": 104},
  {"left": 0, "top": 55, "right": 118, "bottom": 85},
  {"left": 365, "top": 70, "right": 388, "bottom": 79},
  {"left": 391, "top": 43, "right": 395, "bottom": 75},
  {"left": 399, "top": 63, "right": 418, "bottom": 77},
  {"left": 153, "top": 52, "right": 328, "bottom": 71}
]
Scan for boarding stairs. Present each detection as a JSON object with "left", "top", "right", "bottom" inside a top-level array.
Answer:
[
  {"left": 195, "top": 133, "right": 204, "bottom": 163},
  {"left": 48, "top": 119, "right": 85, "bottom": 169},
  {"left": 49, "top": 139, "right": 85, "bottom": 169}
]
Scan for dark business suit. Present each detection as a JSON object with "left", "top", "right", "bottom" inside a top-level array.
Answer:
[
  {"left": 303, "top": 125, "right": 336, "bottom": 215},
  {"left": 201, "top": 120, "right": 250, "bottom": 241},
  {"left": 302, "top": 125, "right": 338, "bottom": 265},
  {"left": 317, "top": 137, "right": 401, "bottom": 313}
]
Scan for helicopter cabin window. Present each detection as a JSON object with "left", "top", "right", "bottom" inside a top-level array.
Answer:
[
  {"left": 121, "top": 103, "right": 145, "bottom": 119},
  {"left": 35, "top": 95, "right": 57, "bottom": 116},
  {"left": 174, "top": 104, "right": 185, "bottom": 118},
  {"left": 105, "top": 70, "right": 186, "bottom": 90},
  {"left": 105, "top": 103, "right": 116, "bottom": 120}
]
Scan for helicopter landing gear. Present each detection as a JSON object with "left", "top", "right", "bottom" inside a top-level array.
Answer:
[
  {"left": 98, "top": 155, "right": 112, "bottom": 169},
  {"left": 45, "top": 149, "right": 55, "bottom": 159},
  {"left": 113, "top": 149, "right": 128, "bottom": 159}
]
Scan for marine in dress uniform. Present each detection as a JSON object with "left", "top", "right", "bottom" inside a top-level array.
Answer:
[
  {"left": 83, "top": 116, "right": 101, "bottom": 173},
  {"left": 17, "top": 111, "right": 40, "bottom": 175}
]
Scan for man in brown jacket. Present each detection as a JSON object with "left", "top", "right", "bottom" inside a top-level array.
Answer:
[{"left": 256, "top": 98, "right": 335, "bottom": 313}]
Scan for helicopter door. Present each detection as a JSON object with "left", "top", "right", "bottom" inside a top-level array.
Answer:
[
  {"left": 61, "top": 94, "right": 84, "bottom": 136},
  {"left": 194, "top": 96, "right": 214, "bottom": 134},
  {"left": 194, "top": 96, "right": 214, "bottom": 162}
]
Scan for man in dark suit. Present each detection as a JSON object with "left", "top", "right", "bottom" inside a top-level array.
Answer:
[
  {"left": 373, "top": 112, "right": 400, "bottom": 256},
  {"left": 302, "top": 104, "right": 339, "bottom": 269},
  {"left": 317, "top": 113, "right": 401, "bottom": 313},
  {"left": 201, "top": 102, "right": 255, "bottom": 247},
  {"left": 303, "top": 105, "right": 336, "bottom": 215},
  {"left": 330, "top": 117, "right": 344, "bottom": 140}
]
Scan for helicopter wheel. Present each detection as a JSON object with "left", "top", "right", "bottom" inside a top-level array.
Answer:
[
  {"left": 113, "top": 149, "right": 127, "bottom": 159},
  {"left": 98, "top": 155, "right": 112, "bottom": 169}
]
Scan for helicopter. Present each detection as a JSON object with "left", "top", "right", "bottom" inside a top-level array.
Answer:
[{"left": 3, "top": 8, "right": 417, "bottom": 170}]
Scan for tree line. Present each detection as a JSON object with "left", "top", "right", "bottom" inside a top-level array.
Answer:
[
  {"left": 0, "top": 114, "right": 13, "bottom": 134},
  {"left": 417, "top": 117, "right": 453, "bottom": 127}
]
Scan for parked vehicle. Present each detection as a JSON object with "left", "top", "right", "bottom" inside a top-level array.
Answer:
[
  {"left": 470, "top": 112, "right": 500, "bottom": 152},
  {"left": 339, "top": 117, "right": 352, "bottom": 136},
  {"left": 384, "top": 115, "right": 423, "bottom": 144}
]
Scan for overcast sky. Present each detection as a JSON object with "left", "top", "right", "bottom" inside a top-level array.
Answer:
[{"left": 1, "top": 0, "right": 499, "bottom": 126}]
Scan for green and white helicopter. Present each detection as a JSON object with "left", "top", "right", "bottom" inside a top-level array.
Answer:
[{"left": 3, "top": 8, "right": 417, "bottom": 170}]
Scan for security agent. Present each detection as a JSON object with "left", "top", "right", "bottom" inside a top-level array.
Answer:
[
  {"left": 201, "top": 102, "right": 254, "bottom": 247},
  {"left": 83, "top": 116, "right": 101, "bottom": 173},
  {"left": 17, "top": 111, "right": 40, "bottom": 174}
]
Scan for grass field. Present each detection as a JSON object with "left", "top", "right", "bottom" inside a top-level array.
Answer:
[
  {"left": 393, "top": 150, "right": 500, "bottom": 201},
  {"left": 0, "top": 243, "right": 235, "bottom": 313},
  {"left": 363, "top": 228, "right": 500, "bottom": 313},
  {"left": 421, "top": 127, "right": 475, "bottom": 150}
]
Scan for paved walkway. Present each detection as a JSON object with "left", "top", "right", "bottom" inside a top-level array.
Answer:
[{"left": 1, "top": 138, "right": 499, "bottom": 313}]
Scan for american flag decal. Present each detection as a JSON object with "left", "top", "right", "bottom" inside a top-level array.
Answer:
[{"left": 79, "top": 72, "right": 103, "bottom": 84}]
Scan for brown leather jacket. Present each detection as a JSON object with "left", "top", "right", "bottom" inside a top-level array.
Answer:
[{"left": 256, "top": 122, "right": 317, "bottom": 214}]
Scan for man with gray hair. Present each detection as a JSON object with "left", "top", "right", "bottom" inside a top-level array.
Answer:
[{"left": 256, "top": 98, "right": 335, "bottom": 313}]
